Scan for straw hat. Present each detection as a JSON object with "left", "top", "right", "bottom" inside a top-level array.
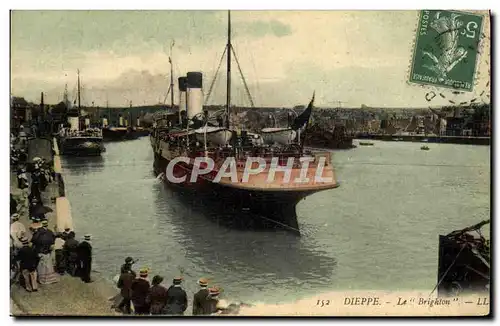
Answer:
[
  {"left": 11, "top": 213, "right": 20, "bottom": 222},
  {"left": 197, "top": 277, "right": 209, "bottom": 286},
  {"left": 208, "top": 286, "right": 221, "bottom": 296},
  {"left": 139, "top": 268, "right": 149, "bottom": 278},
  {"left": 173, "top": 276, "right": 183, "bottom": 284}
]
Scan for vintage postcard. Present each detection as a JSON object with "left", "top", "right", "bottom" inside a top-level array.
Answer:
[{"left": 9, "top": 9, "right": 490, "bottom": 317}]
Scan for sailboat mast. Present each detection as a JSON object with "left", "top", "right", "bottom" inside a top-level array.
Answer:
[
  {"left": 225, "top": 10, "right": 231, "bottom": 129},
  {"left": 77, "top": 69, "right": 81, "bottom": 110}
]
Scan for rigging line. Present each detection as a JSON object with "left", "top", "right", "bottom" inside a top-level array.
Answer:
[
  {"left": 249, "top": 48, "right": 260, "bottom": 107},
  {"left": 252, "top": 213, "right": 301, "bottom": 234},
  {"left": 464, "top": 264, "right": 490, "bottom": 280},
  {"left": 429, "top": 245, "right": 465, "bottom": 297},
  {"left": 163, "top": 84, "right": 172, "bottom": 105},
  {"left": 470, "top": 247, "right": 490, "bottom": 269},
  {"left": 231, "top": 44, "right": 254, "bottom": 108},
  {"left": 205, "top": 46, "right": 227, "bottom": 105}
]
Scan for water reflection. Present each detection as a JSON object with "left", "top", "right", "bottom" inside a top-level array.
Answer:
[
  {"left": 61, "top": 156, "right": 105, "bottom": 175},
  {"left": 153, "top": 183, "right": 338, "bottom": 299},
  {"left": 157, "top": 181, "right": 293, "bottom": 232},
  {"left": 60, "top": 137, "right": 490, "bottom": 302}
]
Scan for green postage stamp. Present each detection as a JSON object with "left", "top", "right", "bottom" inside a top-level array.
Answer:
[{"left": 409, "top": 10, "right": 484, "bottom": 91}]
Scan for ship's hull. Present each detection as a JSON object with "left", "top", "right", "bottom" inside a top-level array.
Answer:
[
  {"left": 134, "top": 128, "right": 150, "bottom": 137},
  {"left": 102, "top": 127, "right": 139, "bottom": 141},
  {"left": 153, "top": 150, "right": 333, "bottom": 232},
  {"left": 59, "top": 137, "right": 105, "bottom": 156}
]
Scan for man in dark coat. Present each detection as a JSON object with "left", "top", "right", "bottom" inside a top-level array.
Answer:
[
  {"left": 61, "top": 228, "right": 71, "bottom": 241},
  {"left": 206, "top": 287, "right": 223, "bottom": 315},
  {"left": 28, "top": 197, "right": 44, "bottom": 220},
  {"left": 31, "top": 168, "right": 43, "bottom": 193},
  {"left": 165, "top": 276, "right": 188, "bottom": 315},
  {"left": 54, "top": 233, "right": 66, "bottom": 275},
  {"left": 120, "top": 257, "right": 136, "bottom": 276},
  {"left": 31, "top": 220, "right": 55, "bottom": 255},
  {"left": 10, "top": 194, "right": 17, "bottom": 216},
  {"left": 117, "top": 268, "right": 136, "bottom": 314},
  {"left": 131, "top": 268, "right": 151, "bottom": 315},
  {"left": 17, "top": 237, "right": 39, "bottom": 292},
  {"left": 63, "top": 231, "right": 79, "bottom": 276},
  {"left": 77, "top": 234, "right": 93, "bottom": 283},
  {"left": 192, "top": 277, "right": 210, "bottom": 315},
  {"left": 148, "top": 275, "right": 168, "bottom": 315}
]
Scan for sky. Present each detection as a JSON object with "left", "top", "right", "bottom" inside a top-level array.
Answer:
[{"left": 10, "top": 10, "right": 491, "bottom": 108}]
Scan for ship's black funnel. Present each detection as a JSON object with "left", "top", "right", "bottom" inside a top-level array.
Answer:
[
  {"left": 178, "top": 77, "right": 188, "bottom": 92},
  {"left": 186, "top": 72, "right": 203, "bottom": 119},
  {"left": 187, "top": 72, "right": 203, "bottom": 89}
]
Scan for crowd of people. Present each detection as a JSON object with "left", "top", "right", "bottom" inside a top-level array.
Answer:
[
  {"left": 10, "top": 132, "right": 94, "bottom": 293},
  {"left": 112, "top": 258, "right": 243, "bottom": 316},
  {"left": 10, "top": 126, "right": 246, "bottom": 316}
]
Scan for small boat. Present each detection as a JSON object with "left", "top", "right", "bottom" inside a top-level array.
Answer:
[
  {"left": 359, "top": 141, "right": 374, "bottom": 146},
  {"left": 102, "top": 126, "right": 139, "bottom": 141},
  {"left": 421, "top": 145, "right": 430, "bottom": 151},
  {"left": 436, "top": 220, "right": 490, "bottom": 296},
  {"left": 194, "top": 126, "right": 233, "bottom": 146},
  {"left": 261, "top": 127, "right": 297, "bottom": 145}
]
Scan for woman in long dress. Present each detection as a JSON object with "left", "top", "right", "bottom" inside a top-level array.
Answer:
[
  {"left": 37, "top": 251, "right": 59, "bottom": 284},
  {"left": 33, "top": 222, "right": 59, "bottom": 284}
]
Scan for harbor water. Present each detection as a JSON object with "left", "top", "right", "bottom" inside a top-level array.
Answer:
[{"left": 60, "top": 138, "right": 490, "bottom": 305}]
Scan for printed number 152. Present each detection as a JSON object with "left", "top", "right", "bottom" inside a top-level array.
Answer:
[{"left": 317, "top": 300, "right": 330, "bottom": 307}]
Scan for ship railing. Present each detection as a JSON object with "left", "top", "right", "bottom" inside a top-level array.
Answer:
[{"left": 184, "top": 149, "right": 332, "bottom": 168}]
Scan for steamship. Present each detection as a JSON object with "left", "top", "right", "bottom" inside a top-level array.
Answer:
[
  {"left": 150, "top": 11, "right": 339, "bottom": 230},
  {"left": 58, "top": 70, "right": 105, "bottom": 156},
  {"left": 102, "top": 115, "right": 147, "bottom": 141}
]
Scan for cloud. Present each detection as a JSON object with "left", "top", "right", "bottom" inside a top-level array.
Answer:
[
  {"left": 235, "top": 20, "right": 292, "bottom": 38},
  {"left": 10, "top": 10, "right": 491, "bottom": 108}
]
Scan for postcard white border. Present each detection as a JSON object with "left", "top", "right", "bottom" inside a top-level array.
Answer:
[{"left": 1, "top": 1, "right": 497, "bottom": 326}]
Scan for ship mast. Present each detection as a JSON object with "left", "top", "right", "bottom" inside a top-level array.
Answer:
[
  {"left": 170, "top": 41, "right": 175, "bottom": 110},
  {"left": 204, "top": 10, "right": 254, "bottom": 115},
  {"left": 225, "top": 10, "right": 231, "bottom": 129},
  {"left": 77, "top": 69, "right": 81, "bottom": 111}
]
